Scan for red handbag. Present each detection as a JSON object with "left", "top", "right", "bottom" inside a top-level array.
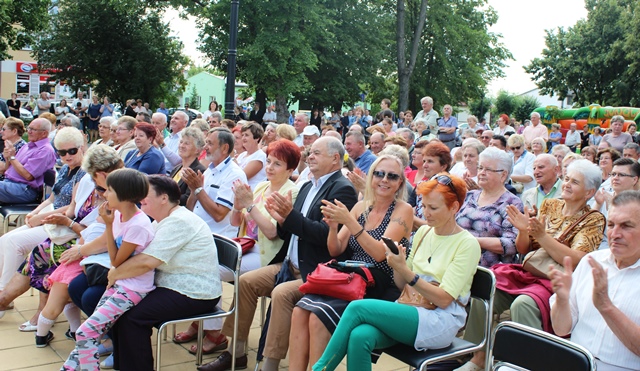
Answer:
[
  {"left": 232, "top": 237, "right": 256, "bottom": 255},
  {"left": 299, "top": 260, "right": 375, "bottom": 301}
]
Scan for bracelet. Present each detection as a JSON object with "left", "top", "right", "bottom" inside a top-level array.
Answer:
[
  {"left": 77, "top": 245, "right": 82, "bottom": 256},
  {"left": 232, "top": 208, "right": 242, "bottom": 213},
  {"left": 353, "top": 227, "right": 365, "bottom": 239},
  {"left": 69, "top": 220, "right": 75, "bottom": 228},
  {"left": 408, "top": 273, "right": 420, "bottom": 286},
  {"left": 246, "top": 204, "right": 255, "bottom": 213}
]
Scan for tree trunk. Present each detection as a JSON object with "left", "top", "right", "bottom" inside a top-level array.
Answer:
[
  {"left": 275, "top": 95, "right": 288, "bottom": 124},
  {"left": 396, "top": 0, "right": 429, "bottom": 111}
]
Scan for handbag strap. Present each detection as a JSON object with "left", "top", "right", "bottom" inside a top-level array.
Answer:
[
  {"left": 411, "top": 226, "right": 432, "bottom": 257},
  {"left": 555, "top": 209, "right": 598, "bottom": 244}
]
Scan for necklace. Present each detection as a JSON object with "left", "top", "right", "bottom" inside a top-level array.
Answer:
[{"left": 427, "top": 221, "right": 458, "bottom": 264}]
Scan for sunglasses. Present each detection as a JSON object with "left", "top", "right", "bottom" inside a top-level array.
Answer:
[
  {"left": 436, "top": 174, "right": 457, "bottom": 193},
  {"left": 510, "top": 146, "right": 522, "bottom": 151},
  {"left": 57, "top": 148, "right": 79, "bottom": 156},
  {"left": 372, "top": 170, "right": 401, "bottom": 181}
]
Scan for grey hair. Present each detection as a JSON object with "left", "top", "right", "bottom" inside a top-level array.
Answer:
[
  {"left": 173, "top": 110, "right": 189, "bottom": 122},
  {"left": 345, "top": 131, "right": 365, "bottom": 145},
  {"left": 63, "top": 113, "right": 81, "bottom": 128},
  {"left": 380, "top": 144, "right": 410, "bottom": 168},
  {"left": 507, "top": 134, "right": 525, "bottom": 147},
  {"left": 612, "top": 190, "right": 640, "bottom": 208},
  {"left": 211, "top": 127, "right": 235, "bottom": 155},
  {"left": 324, "top": 136, "right": 345, "bottom": 159},
  {"left": 537, "top": 153, "right": 558, "bottom": 168},
  {"left": 54, "top": 126, "right": 84, "bottom": 148},
  {"left": 532, "top": 137, "right": 547, "bottom": 147},
  {"left": 396, "top": 128, "right": 415, "bottom": 143},
  {"left": 462, "top": 140, "right": 486, "bottom": 155},
  {"left": 566, "top": 159, "right": 602, "bottom": 191},
  {"left": 82, "top": 144, "right": 123, "bottom": 177},
  {"left": 552, "top": 144, "right": 571, "bottom": 158},
  {"left": 623, "top": 142, "right": 640, "bottom": 152},
  {"left": 151, "top": 112, "right": 167, "bottom": 123},
  {"left": 181, "top": 127, "right": 206, "bottom": 151},
  {"left": 531, "top": 112, "right": 541, "bottom": 119},
  {"left": 611, "top": 115, "right": 625, "bottom": 124},
  {"left": 210, "top": 111, "right": 223, "bottom": 121},
  {"left": 462, "top": 129, "right": 478, "bottom": 138},
  {"left": 420, "top": 96, "right": 433, "bottom": 105},
  {"left": 467, "top": 115, "right": 478, "bottom": 124},
  {"left": 479, "top": 147, "right": 514, "bottom": 178},
  {"left": 99, "top": 116, "right": 116, "bottom": 126}
]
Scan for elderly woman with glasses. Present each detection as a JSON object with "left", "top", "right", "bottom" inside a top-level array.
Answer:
[
  {"left": 313, "top": 174, "right": 480, "bottom": 371},
  {"left": 456, "top": 147, "right": 522, "bottom": 268},
  {"left": 113, "top": 116, "right": 137, "bottom": 160},
  {"left": 91, "top": 117, "right": 115, "bottom": 148},
  {"left": 508, "top": 134, "right": 535, "bottom": 194},
  {"left": 0, "top": 117, "right": 27, "bottom": 178},
  {"left": 459, "top": 159, "right": 605, "bottom": 371}
]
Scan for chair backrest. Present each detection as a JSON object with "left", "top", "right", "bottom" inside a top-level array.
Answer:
[
  {"left": 491, "top": 321, "right": 596, "bottom": 371},
  {"left": 468, "top": 266, "right": 496, "bottom": 356},
  {"left": 212, "top": 233, "right": 241, "bottom": 273},
  {"left": 43, "top": 168, "right": 57, "bottom": 187}
]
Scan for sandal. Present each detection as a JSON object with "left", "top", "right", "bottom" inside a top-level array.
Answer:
[
  {"left": 173, "top": 321, "right": 199, "bottom": 343},
  {"left": 19, "top": 321, "right": 38, "bottom": 332},
  {"left": 188, "top": 332, "right": 228, "bottom": 355}
]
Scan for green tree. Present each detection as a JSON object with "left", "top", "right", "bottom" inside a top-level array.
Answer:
[
  {"left": 188, "top": 85, "right": 200, "bottom": 110},
  {"left": 493, "top": 90, "right": 519, "bottom": 117},
  {"left": 525, "top": 0, "right": 635, "bottom": 106},
  {"left": 32, "top": 0, "right": 188, "bottom": 107},
  {"left": 468, "top": 95, "right": 492, "bottom": 120},
  {"left": 512, "top": 95, "right": 540, "bottom": 123},
  {"left": 197, "top": 0, "right": 325, "bottom": 122},
  {"left": 0, "top": 0, "right": 50, "bottom": 60},
  {"left": 403, "top": 0, "right": 511, "bottom": 112}
]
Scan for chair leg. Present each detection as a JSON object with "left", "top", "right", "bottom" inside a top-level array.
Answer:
[
  {"left": 156, "top": 324, "right": 164, "bottom": 371},
  {"left": 196, "top": 320, "right": 204, "bottom": 366}
]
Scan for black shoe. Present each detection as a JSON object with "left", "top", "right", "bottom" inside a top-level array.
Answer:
[
  {"left": 65, "top": 328, "right": 76, "bottom": 341},
  {"left": 35, "top": 331, "right": 54, "bottom": 348},
  {"left": 196, "top": 351, "right": 248, "bottom": 371}
]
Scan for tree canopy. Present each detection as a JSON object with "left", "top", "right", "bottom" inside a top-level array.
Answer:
[
  {"left": 525, "top": 0, "right": 640, "bottom": 106},
  {"left": 0, "top": 0, "right": 50, "bottom": 60},
  {"left": 32, "top": 0, "right": 188, "bottom": 106}
]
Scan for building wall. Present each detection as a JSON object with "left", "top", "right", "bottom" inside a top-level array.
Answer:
[{"left": 183, "top": 72, "right": 226, "bottom": 110}]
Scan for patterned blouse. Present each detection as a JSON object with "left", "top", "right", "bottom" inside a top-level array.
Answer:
[
  {"left": 531, "top": 198, "right": 605, "bottom": 253},
  {"left": 52, "top": 165, "right": 87, "bottom": 209},
  {"left": 457, "top": 190, "right": 523, "bottom": 267}
]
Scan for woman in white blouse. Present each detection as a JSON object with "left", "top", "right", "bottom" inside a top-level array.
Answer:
[
  {"left": 107, "top": 175, "right": 223, "bottom": 371},
  {"left": 236, "top": 122, "right": 267, "bottom": 190}
]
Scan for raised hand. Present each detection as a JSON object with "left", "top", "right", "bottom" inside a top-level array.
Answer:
[{"left": 549, "top": 256, "right": 573, "bottom": 300}]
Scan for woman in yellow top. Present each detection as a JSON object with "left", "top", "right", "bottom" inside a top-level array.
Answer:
[{"left": 312, "top": 174, "right": 481, "bottom": 371}]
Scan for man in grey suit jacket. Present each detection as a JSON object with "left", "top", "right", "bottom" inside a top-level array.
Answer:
[{"left": 202, "top": 137, "right": 357, "bottom": 371}]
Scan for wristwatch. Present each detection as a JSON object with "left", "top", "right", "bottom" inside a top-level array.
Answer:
[
  {"left": 194, "top": 187, "right": 203, "bottom": 196},
  {"left": 9, "top": 156, "right": 16, "bottom": 161},
  {"left": 246, "top": 204, "right": 255, "bottom": 213}
]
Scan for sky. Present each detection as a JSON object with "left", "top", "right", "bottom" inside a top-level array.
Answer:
[{"left": 164, "top": 0, "right": 589, "bottom": 98}]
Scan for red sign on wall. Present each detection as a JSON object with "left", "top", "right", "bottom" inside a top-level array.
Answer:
[{"left": 16, "top": 62, "right": 60, "bottom": 75}]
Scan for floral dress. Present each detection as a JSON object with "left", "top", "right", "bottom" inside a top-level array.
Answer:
[{"left": 19, "top": 191, "right": 100, "bottom": 292}]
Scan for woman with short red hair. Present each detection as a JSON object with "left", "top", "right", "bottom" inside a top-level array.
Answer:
[
  {"left": 492, "top": 114, "right": 515, "bottom": 136},
  {"left": 124, "top": 123, "right": 166, "bottom": 175}
]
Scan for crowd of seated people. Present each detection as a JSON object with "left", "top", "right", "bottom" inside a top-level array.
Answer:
[{"left": 0, "top": 99, "right": 639, "bottom": 371}]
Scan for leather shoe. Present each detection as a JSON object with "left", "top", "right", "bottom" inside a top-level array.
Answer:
[{"left": 197, "top": 351, "right": 247, "bottom": 371}]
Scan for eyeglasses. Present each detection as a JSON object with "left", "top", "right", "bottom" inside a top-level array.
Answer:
[
  {"left": 610, "top": 172, "right": 636, "bottom": 178},
  {"left": 435, "top": 174, "right": 457, "bottom": 193},
  {"left": 372, "top": 170, "right": 401, "bottom": 181},
  {"left": 57, "top": 148, "right": 79, "bottom": 156},
  {"left": 116, "top": 127, "right": 130, "bottom": 132},
  {"left": 510, "top": 146, "right": 521, "bottom": 151},
  {"left": 477, "top": 165, "right": 504, "bottom": 173}
]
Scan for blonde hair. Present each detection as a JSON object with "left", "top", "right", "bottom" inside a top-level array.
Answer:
[{"left": 363, "top": 155, "right": 407, "bottom": 210}]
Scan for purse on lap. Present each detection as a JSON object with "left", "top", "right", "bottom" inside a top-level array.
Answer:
[{"left": 299, "top": 260, "right": 375, "bottom": 302}]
